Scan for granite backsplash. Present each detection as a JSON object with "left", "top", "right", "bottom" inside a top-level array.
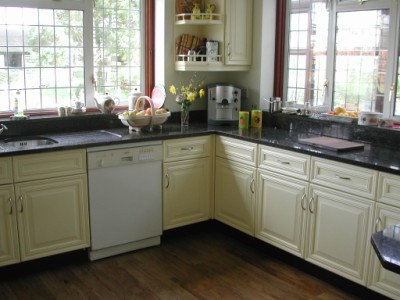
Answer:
[{"left": 0, "top": 110, "right": 398, "bottom": 150}]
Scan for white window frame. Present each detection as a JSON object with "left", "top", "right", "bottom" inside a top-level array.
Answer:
[
  {"left": 0, "top": 0, "right": 145, "bottom": 111},
  {"left": 284, "top": 0, "right": 399, "bottom": 118}
]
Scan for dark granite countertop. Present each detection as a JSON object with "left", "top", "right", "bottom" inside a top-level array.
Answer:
[
  {"left": 371, "top": 225, "right": 400, "bottom": 274},
  {"left": 0, "top": 120, "right": 399, "bottom": 176}
]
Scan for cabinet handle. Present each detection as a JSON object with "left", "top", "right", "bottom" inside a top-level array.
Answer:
[
  {"left": 18, "top": 196, "right": 23, "bottom": 213},
  {"left": 165, "top": 173, "right": 169, "bottom": 189},
  {"left": 375, "top": 217, "right": 382, "bottom": 232},
  {"left": 309, "top": 196, "right": 314, "bottom": 213},
  {"left": 180, "top": 147, "right": 194, "bottom": 151},
  {"left": 277, "top": 160, "right": 291, "bottom": 165},
  {"left": 8, "top": 197, "right": 13, "bottom": 215},
  {"left": 301, "top": 194, "right": 307, "bottom": 210},
  {"left": 228, "top": 42, "right": 231, "bottom": 58},
  {"left": 250, "top": 178, "right": 255, "bottom": 194},
  {"left": 335, "top": 174, "right": 351, "bottom": 180}
]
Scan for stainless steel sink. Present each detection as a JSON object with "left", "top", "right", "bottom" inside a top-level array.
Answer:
[{"left": 2, "top": 136, "right": 58, "bottom": 147}]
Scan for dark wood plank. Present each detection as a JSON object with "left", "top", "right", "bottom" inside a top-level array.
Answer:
[{"left": 0, "top": 222, "right": 392, "bottom": 300}]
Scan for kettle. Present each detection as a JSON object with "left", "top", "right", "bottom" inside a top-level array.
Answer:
[{"left": 94, "top": 93, "right": 120, "bottom": 114}]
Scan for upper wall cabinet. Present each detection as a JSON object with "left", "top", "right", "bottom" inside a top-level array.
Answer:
[{"left": 174, "top": 0, "right": 253, "bottom": 71}]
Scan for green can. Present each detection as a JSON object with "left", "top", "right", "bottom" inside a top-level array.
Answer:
[
  {"left": 251, "top": 110, "right": 262, "bottom": 128},
  {"left": 238, "top": 111, "right": 249, "bottom": 129}
]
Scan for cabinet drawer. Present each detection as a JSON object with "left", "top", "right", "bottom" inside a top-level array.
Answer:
[
  {"left": 164, "top": 136, "right": 212, "bottom": 162},
  {"left": 0, "top": 157, "right": 13, "bottom": 185},
  {"left": 258, "top": 145, "right": 310, "bottom": 181},
  {"left": 216, "top": 136, "right": 257, "bottom": 166},
  {"left": 310, "top": 157, "right": 377, "bottom": 200},
  {"left": 13, "top": 149, "right": 87, "bottom": 182},
  {"left": 377, "top": 172, "right": 400, "bottom": 208}
]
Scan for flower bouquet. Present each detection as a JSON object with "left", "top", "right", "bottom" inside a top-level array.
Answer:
[{"left": 169, "top": 73, "right": 205, "bottom": 126}]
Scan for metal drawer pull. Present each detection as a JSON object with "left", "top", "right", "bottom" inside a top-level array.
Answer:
[
  {"left": 301, "top": 194, "right": 307, "bottom": 211},
  {"left": 309, "top": 197, "right": 314, "bottom": 213},
  {"left": 19, "top": 196, "right": 23, "bottom": 213},
  {"left": 375, "top": 217, "right": 382, "bottom": 232},
  {"left": 8, "top": 197, "right": 13, "bottom": 215},
  {"left": 335, "top": 174, "right": 351, "bottom": 180},
  {"left": 180, "top": 147, "right": 194, "bottom": 151},
  {"left": 250, "top": 178, "right": 255, "bottom": 194},
  {"left": 277, "top": 160, "right": 291, "bottom": 165},
  {"left": 165, "top": 173, "right": 169, "bottom": 189}
]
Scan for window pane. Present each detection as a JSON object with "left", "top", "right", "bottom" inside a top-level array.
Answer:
[
  {"left": 333, "top": 9, "right": 389, "bottom": 112},
  {"left": 286, "top": 0, "right": 328, "bottom": 106},
  {"left": 93, "top": 0, "right": 142, "bottom": 100},
  {"left": 0, "top": 6, "right": 85, "bottom": 112}
]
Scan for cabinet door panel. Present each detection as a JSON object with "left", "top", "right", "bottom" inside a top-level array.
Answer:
[
  {"left": 307, "top": 185, "right": 374, "bottom": 285},
  {"left": 225, "top": 0, "right": 252, "bottom": 65},
  {"left": 256, "top": 170, "right": 307, "bottom": 257},
  {"left": 215, "top": 157, "right": 255, "bottom": 235},
  {"left": 368, "top": 203, "right": 400, "bottom": 299},
  {"left": 163, "top": 158, "right": 212, "bottom": 230},
  {"left": 16, "top": 175, "right": 90, "bottom": 261},
  {"left": 0, "top": 185, "right": 20, "bottom": 266},
  {"left": 0, "top": 157, "right": 13, "bottom": 185}
]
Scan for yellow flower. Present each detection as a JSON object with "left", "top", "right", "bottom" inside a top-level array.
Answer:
[
  {"left": 187, "top": 92, "right": 196, "bottom": 101},
  {"left": 169, "top": 85, "right": 176, "bottom": 95},
  {"left": 168, "top": 73, "right": 205, "bottom": 105}
]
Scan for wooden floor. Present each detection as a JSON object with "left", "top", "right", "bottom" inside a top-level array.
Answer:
[{"left": 0, "top": 222, "right": 391, "bottom": 300}]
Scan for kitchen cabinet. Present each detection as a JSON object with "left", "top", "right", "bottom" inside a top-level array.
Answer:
[
  {"left": 256, "top": 148, "right": 376, "bottom": 285},
  {"left": 224, "top": 0, "right": 253, "bottom": 66},
  {"left": 256, "top": 146, "right": 310, "bottom": 257},
  {"left": 306, "top": 184, "right": 374, "bottom": 285},
  {"left": 163, "top": 136, "right": 214, "bottom": 230},
  {"left": 368, "top": 172, "right": 400, "bottom": 300},
  {"left": 0, "top": 150, "right": 90, "bottom": 267},
  {"left": 174, "top": 0, "right": 252, "bottom": 71},
  {"left": 215, "top": 136, "right": 257, "bottom": 235},
  {"left": 0, "top": 157, "right": 19, "bottom": 266},
  {"left": 307, "top": 157, "right": 377, "bottom": 285}
]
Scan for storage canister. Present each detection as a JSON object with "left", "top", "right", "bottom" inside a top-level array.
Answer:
[
  {"left": 251, "top": 110, "right": 262, "bottom": 128},
  {"left": 238, "top": 111, "right": 249, "bottom": 129}
]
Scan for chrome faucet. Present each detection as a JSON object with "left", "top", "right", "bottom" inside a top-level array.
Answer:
[{"left": 0, "top": 124, "right": 8, "bottom": 134}]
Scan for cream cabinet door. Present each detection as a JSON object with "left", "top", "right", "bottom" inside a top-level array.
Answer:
[
  {"left": 368, "top": 203, "right": 400, "bottom": 300},
  {"left": 306, "top": 185, "right": 374, "bottom": 285},
  {"left": 215, "top": 157, "right": 256, "bottom": 236},
  {"left": 225, "top": 0, "right": 253, "bottom": 65},
  {"left": 163, "top": 158, "right": 213, "bottom": 230},
  {"left": 0, "top": 185, "right": 20, "bottom": 266},
  {"left": 256, "top": 170, "right": 308, "bottom": 258},
  {"left": 15, "top": 174, "right": 90, "bottom": 261}
]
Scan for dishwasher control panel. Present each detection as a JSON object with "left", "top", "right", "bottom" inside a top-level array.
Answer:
[{"left": 87, "top": 144, "right": 163, "bottom": 169}]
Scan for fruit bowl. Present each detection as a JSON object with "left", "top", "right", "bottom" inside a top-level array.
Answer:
[{"left": 118, "top": 96, "right": 170, "bottom": 131}]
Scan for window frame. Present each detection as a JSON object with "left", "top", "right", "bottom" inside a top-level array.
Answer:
[
  {"left": 277, "top": 0, "right": 399, "bottom": 118},
  {"left": 0, "top": 0, "right": 154, "bottom": 117}
]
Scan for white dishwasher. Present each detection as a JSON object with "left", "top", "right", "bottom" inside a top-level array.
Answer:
[{"left": 87, "top": 141, "right": 162, "bottom": 261}]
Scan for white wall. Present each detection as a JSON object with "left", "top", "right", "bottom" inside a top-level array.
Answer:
[{"left": 155, "top": 0, "right": 276, "bottom": 112}]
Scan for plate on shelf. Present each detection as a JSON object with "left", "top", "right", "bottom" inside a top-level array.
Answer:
[{"left": 151, "top": 85, "right": 166, "bottom": 109}]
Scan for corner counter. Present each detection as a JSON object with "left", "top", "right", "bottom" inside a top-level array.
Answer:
[{"left": 371, "top": 225, "right": 400, "bottom": 274}]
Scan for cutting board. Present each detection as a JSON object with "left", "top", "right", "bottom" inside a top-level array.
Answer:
[{"left": 299, "top": 137, "right": 364, "bottom": 152}]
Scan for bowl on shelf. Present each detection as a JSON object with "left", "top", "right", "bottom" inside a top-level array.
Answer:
[{"left": 358, "top": 112, "right": 382, "bottom": 126}]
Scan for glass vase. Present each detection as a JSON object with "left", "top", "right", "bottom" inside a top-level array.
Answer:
[{"left": 181, "top": 104, "right": 190, "bottom": 126}]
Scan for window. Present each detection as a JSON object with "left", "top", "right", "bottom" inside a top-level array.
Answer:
[
  {"left": 0, "top": 0, "right": 145, "bottom": 113},
  {"left": 284, "top": 0, "right": 399, "bottom": 117}
]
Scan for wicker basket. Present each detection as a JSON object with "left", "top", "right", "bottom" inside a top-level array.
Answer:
[{"left": 118, "top": 96, "right": 170, "bottom": 131}]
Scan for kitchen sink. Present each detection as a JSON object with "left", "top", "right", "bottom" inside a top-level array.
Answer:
[{"left": 2, "top": 136, "right": 58, "bottom": 147}]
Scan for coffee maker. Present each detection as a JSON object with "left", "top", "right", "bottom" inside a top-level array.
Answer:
[{"left": 207, "top": 83, "right": 241, "bottom": 125}]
